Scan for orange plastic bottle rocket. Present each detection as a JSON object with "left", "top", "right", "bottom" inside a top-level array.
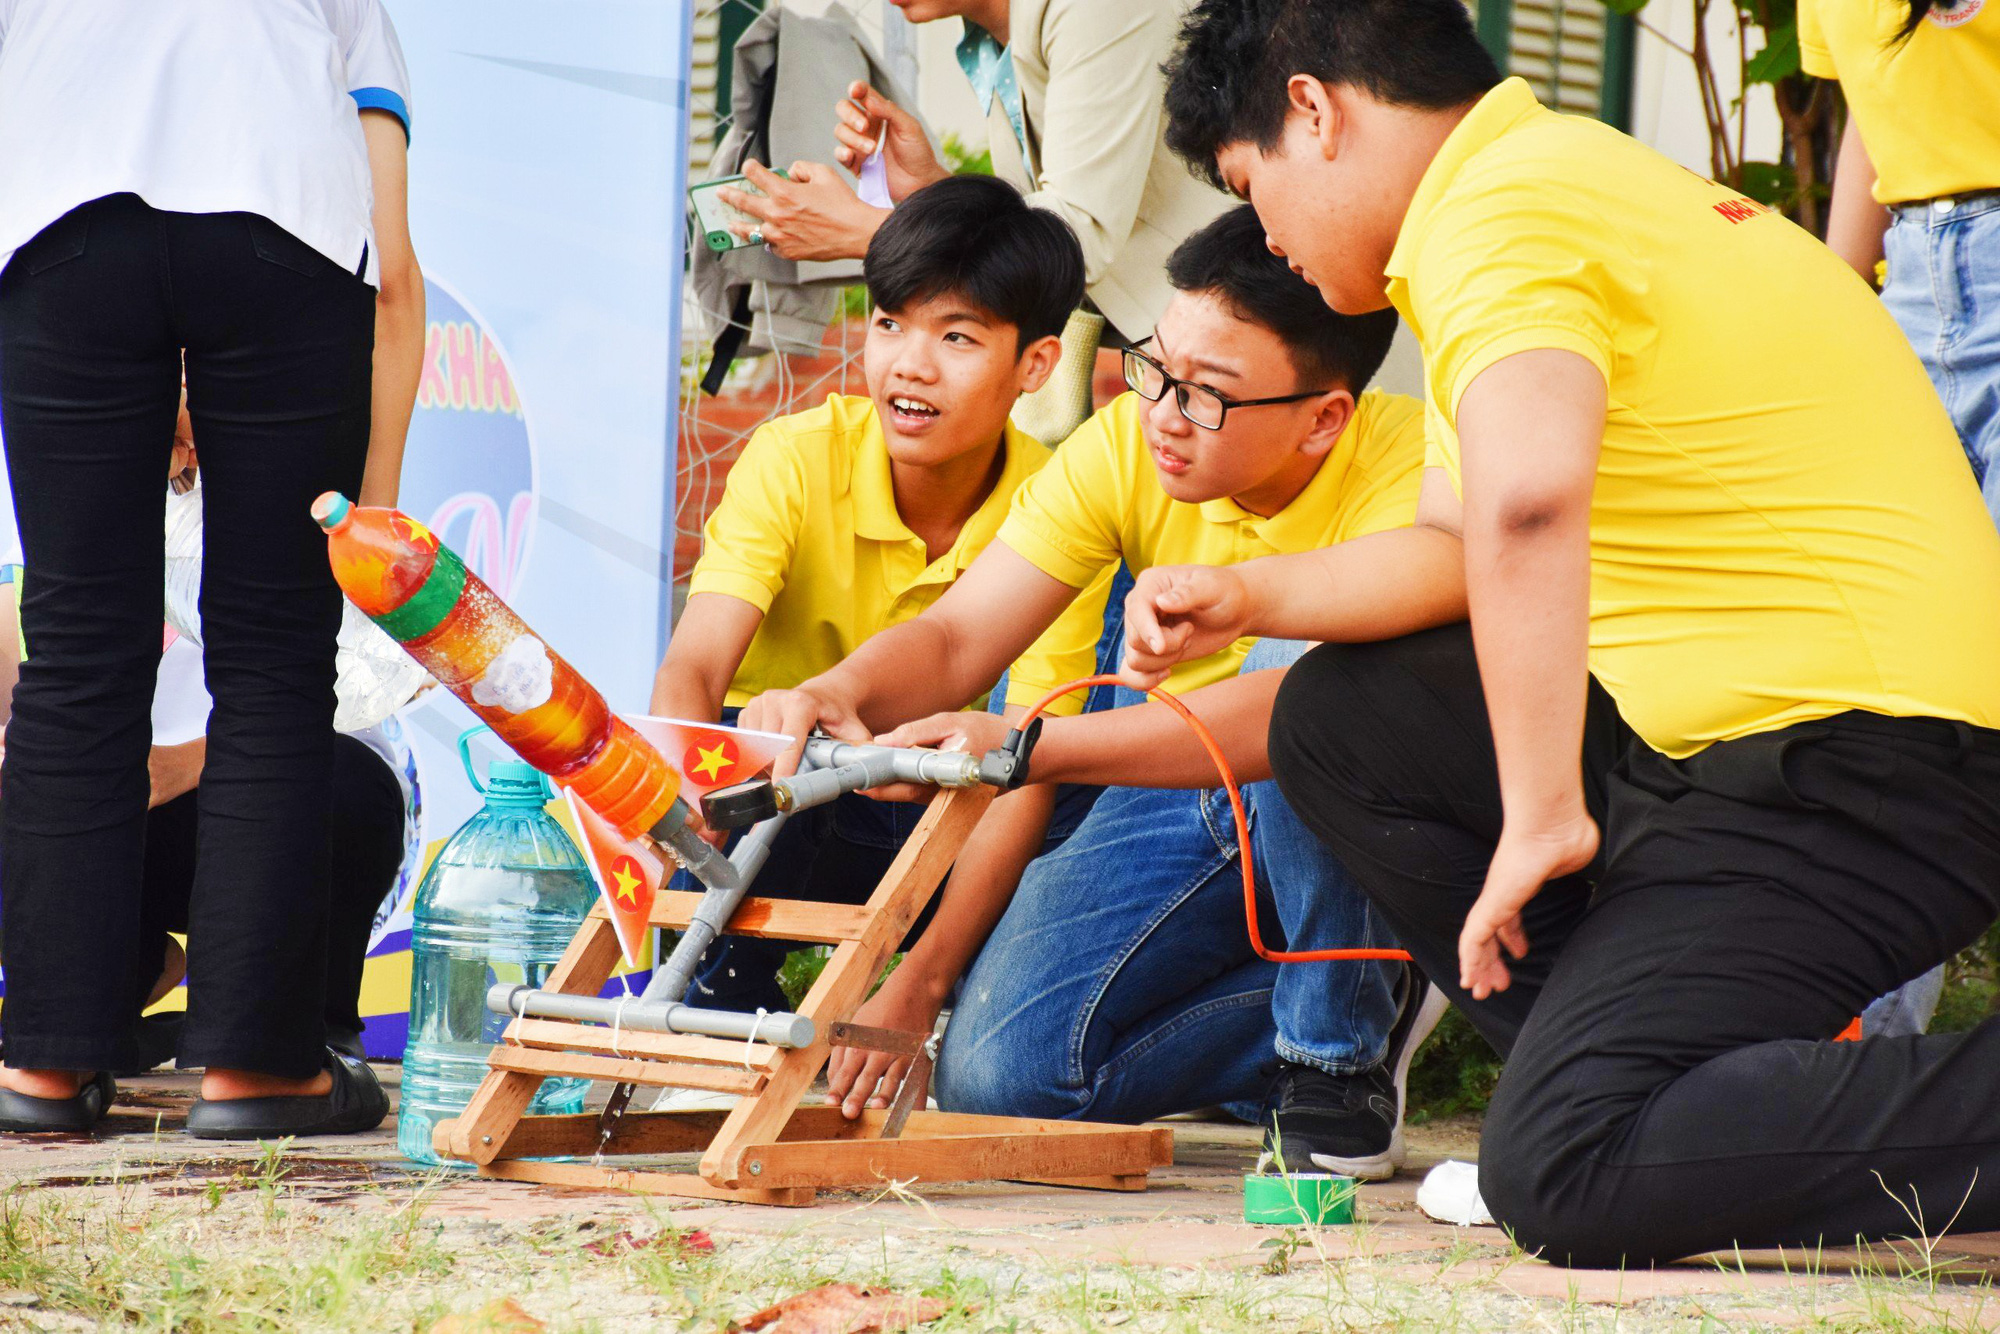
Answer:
[{"left": 312, "top": 492, "right": 681, "bottom": 840}]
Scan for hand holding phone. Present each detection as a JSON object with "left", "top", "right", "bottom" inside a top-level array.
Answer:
[{"left": 689, "top": 170, "right": 787, "bottom": 253}]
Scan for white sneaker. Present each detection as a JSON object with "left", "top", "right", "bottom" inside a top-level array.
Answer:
[
  {"left": 1417, "top": 1159, "right": 1495, "bottom": 1225},
  {"left": 1385, "top": 966, "right": 1451, "bottom": 1171}
]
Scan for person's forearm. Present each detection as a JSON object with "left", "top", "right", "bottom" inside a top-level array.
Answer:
[
  {"left": 359, "top": 258, "right": 424, "bottom": 508},
  {"left": 1464, "top": 491, "right": 1592, "bottom": 827},
  {"left": 1826, "top": 117, "right": 1889, "bottom": 285},
  {"left": 1031, "top": 669, "right": 1284, "bottom": 788},
  {"left": 148, "top": 737, "right": 207, "bottom": 809},
  {"left": 1235, "top": 526, "right": 1466, "bottom": 643},
  {"left": 649, "top": 661, "right": 728, "bottom": 722},
  {"left": 807, "top": 616, "right": 997, "bottom": 732},
  {"left": 895, "top": 784, "right": 1056, "bottom": 1001}
]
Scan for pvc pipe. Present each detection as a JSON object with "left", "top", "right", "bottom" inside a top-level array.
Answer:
[{"left": 487, "top": 984, "right": 815, "bottom": 1049}]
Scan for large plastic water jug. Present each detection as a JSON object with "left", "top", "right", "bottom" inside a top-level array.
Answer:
[{"left": 396, "top": 729, "right": 595, "bottom": 1165}]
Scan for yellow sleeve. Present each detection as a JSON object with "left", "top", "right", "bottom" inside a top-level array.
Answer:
[
  {"left": 1336, "top": 395, "right": 1427, "bottom": 541},
  {"left": 1002, "top": 563, "right": 1117, "bottom": 717},
  {"left": 995, "top": 408, "right": 1127, "bottom": 589},
  {"left": 1410, "top": 181, "right": 1619, "bottom": 430},
  {"left": 1797, "top": 0, "right": 1837, "bottom": 80},
  {"left": 685, "top": 423, "right": 808, "bottom": 613}
]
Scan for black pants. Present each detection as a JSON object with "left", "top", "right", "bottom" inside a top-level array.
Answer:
[
  {"left": 0, "top": 194, "right": 374, "bottom": 1077},
  {"left": 136, "top": 735, "right": 405, "bottom": 1045},
  {"left": 1270, "top": 623, "right": 2000, "bottom": 1266}
]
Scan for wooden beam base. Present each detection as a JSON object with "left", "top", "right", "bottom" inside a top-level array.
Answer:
[
  {"left": 478, "top": 1158, "right": 816, "bottom": 1206},
  {"left": 437, "top": 789, "right": 1175, "bottom": 1204}
]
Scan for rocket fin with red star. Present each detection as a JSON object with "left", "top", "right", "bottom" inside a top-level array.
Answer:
[
  {"left": 622, "top": 715, "right": 792, "bottom": 800},
  {"left": 563, "top": 787, "right": 665, "bottom": 968}
]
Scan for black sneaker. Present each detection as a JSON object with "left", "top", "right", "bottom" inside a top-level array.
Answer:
[
  {"left": 1261, "top": 1060, "right": 1398, "bottom": 1179},
  {"left": 1259, "top": 962, "right": 1449, "bottom": 1179}
]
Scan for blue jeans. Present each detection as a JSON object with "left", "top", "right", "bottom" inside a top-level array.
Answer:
[
  {"left": 1871, "top": 194, "right": 2000, "bottom": 1036},
  {"left": 1883, "top": 193, "right": 2000, "bottom": 523},
  {"left": 933, "top": 637, "right": 1400, "bottom": 1124}
]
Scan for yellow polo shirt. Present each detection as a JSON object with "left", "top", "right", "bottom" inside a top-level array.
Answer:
[
  {"left": 997, "top": 389, "right": 1425, "bottom": 701},
  {"left": 1388, "top": 77, "right": 2000, "bottom": 758},
  {"left": 1800, "top": 0, "right": 2000, "bottom": 204},
  {"left": 690, "top": 394, "right": 1109, "bottom": 716}
]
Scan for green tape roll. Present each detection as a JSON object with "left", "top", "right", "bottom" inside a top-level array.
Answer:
[
  {"left": 377, "top": 544, "right": 467, "bottom": 642},
  {"left": 1243, "top": 1173, "right": 1357, "bottom": 1226}
]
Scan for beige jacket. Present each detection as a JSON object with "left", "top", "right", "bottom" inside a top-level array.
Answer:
[{"left": 987, "top": 0, "right": 1230, "bottom": 341}]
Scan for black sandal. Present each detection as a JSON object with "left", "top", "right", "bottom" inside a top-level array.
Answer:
[
  {"left": 184, "top": 1047, "right": 388, "bottom": 1141},
  {"left": 0, "top": 1070, "right": 116, "bottom": 1133}
]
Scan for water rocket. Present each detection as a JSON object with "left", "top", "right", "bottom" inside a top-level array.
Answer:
[
  {"left": 311, "top": 493, "right": 787, "bottom": 969},
  {"left": 316, "top": 493, "right": 1034, "bottom": 1068}
]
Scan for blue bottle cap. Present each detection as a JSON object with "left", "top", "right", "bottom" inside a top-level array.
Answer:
[{"left": 483, "top": 759, "right": 553, "bottom": 808}]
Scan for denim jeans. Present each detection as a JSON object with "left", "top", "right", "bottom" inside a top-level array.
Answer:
[
  {"left": 933, "top": 637, "right": 1401, "bottom": 1124},
  {"left": 1883, "top": 194, "right": 2000, "bottom": 521},
  {"left": 1872, "top": 193, "right": 2000, "bottom": 1036}
]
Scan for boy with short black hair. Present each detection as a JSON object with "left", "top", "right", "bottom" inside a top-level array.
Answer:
[
  {"left": 651, "top": 173, "right": 1112, "bottom": 1041},
  {"left": 1156, "top": 0, "right": 2000, "bottom": 1265},
  {"left": 743, "top": 204, "right": 1461, "bottom": 1177}
]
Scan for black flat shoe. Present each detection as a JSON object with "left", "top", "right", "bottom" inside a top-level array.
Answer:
[
  {"left": 184, "top": 1048, "right": 388, "bottom": 1141},
  {"left": 118, "top": 1012, "right": 186, "bottom": 1076},
  {"left": 0, "top": 1071, "right": 115, "bottom": 1133}
]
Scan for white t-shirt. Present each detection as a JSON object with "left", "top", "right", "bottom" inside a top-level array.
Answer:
[
  {"left": 151, "top": 634, "right": 213, "bottom": 749},
  {"left": 0, "top": 0, "right": 411, "bottom": 285}
]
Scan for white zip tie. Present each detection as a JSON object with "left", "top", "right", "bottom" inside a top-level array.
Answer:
[
  {"left": 743, "top": 1007, "right": 770, "bottom": 1070},
  {"left": 608, "top": 994, "right": 633, "bottom": 1059}
]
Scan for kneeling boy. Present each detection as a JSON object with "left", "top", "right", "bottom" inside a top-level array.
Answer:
[
  {"left": 651, "top": 175, "right": 1114, "bottom": 1029},
  {"left": 743, "top": 207, "right": 1462, "bottom": 1177},
  {"left": 1163, "top": 0, "right": 2000, "bottom": 1264}
]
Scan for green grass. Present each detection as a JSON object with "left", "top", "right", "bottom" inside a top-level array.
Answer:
[{"left": 5, "top": 1147, "right": 1998, "bottom": 1333}]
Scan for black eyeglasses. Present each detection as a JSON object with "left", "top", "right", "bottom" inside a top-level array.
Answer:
[{"left": 1122, "top": 338, "right": 1332, "bottom": 431}]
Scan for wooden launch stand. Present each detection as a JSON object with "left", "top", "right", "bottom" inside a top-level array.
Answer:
[{"left": 433, "top": 786, "right": 1173, "bottom": 1205}]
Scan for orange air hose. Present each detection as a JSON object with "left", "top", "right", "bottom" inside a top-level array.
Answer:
[
  {"left": 1012, "top": 678, "right": 1872, "bottom": 1036},
  {"left": 1018, "top": 674, "right": 1412, "bottom": 964}
]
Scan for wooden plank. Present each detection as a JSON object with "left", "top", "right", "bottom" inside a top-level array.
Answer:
[
  {"left": 732, "top": 1126, "right": 1167, "bottom": 1190},
  {"left": 479, "top": 1158, "right": 814, "bottom": 1206},
  {"left": 489, "top": 1109, "right": 727, "bottom": 1159},
  {"left": 505, "top": 1018, "right": 781, "bottom": 1071},
  {"left": 487, "top": 1046, "right": 766, "bottom": 1094},
  {"left": 448, "top": 914, "right": 623, "bottom": 1164},
  {"left": 701, "top": 787, "right": 997, "bottom": 1187},
  {"left": 1016, "top": 1174, "right": 1151, "bottom": 1192},
  {"left": 629, "top": 892, "right": 873, "bottom": 943},
  {"left": 493, "top": 1106, "right": 882, "bottom": 1159},
  {"left": 779, "top": 1106, "right": 1168, "bottom": 1145}
]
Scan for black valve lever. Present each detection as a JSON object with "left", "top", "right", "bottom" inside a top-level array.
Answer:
[
  {"left": 701, "top": 777, "right": 781, "bottom": 831},
  {"left": 977, "top": 716, "right": 1044, "bottom": 791}
]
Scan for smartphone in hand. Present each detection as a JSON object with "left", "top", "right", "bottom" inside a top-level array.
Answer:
[{"left": 688, "top": 170, "right": 788, "bottom": 253}]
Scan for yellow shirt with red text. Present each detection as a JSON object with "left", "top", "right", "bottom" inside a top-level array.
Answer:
[{"left": 1389, "top": 78, "right": 2000, "bottom": 757}]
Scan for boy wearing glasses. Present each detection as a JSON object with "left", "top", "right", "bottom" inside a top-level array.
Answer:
[{"left": 741, "top": 206, "right": 1465, "bottom": 1176}]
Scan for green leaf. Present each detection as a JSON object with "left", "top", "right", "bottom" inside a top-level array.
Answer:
[
  {"left": 1598, "top": 0, "right": 1649, "bottom": 13},
  {"left": 1745, "top": 21, "right": 1801, "bottom": 85},
  {"left": 1737, "top": 160, "right": 1798, "bottom": 206}
]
